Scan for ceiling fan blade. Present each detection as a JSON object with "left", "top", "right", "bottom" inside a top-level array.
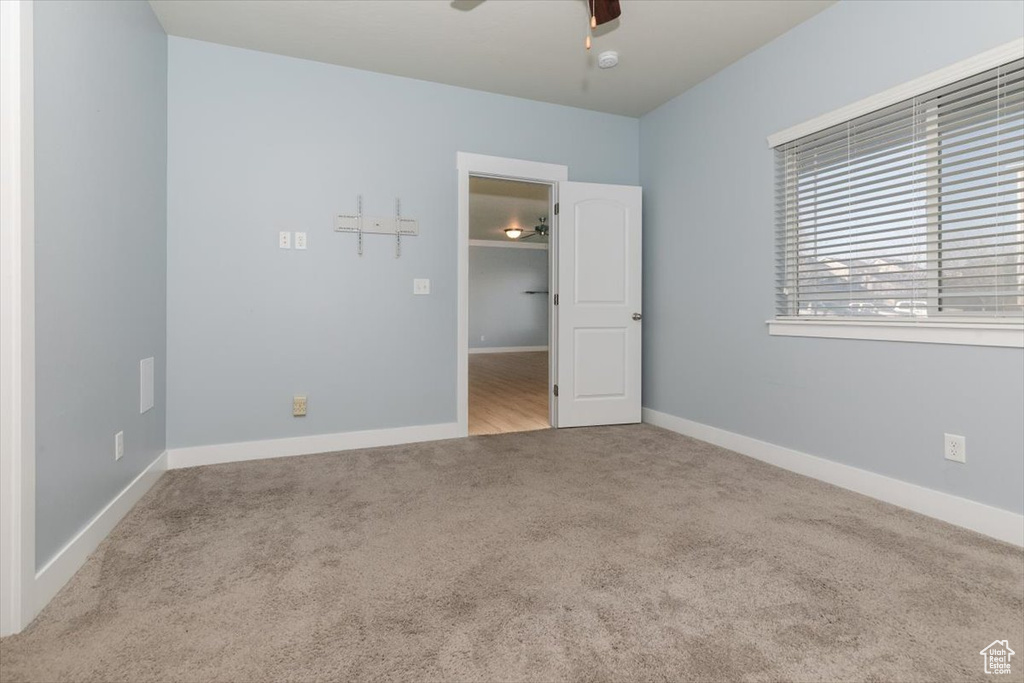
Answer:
[
  {"left": 593, "top": 0, "right": 621, "bottom": 26},
  {"left": 450, "top": 0, "right": 486, "bottom": 11}
]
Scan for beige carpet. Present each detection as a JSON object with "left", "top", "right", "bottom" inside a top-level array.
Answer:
[{"left": 1, "top": 424, "right": 1022, "bottom": 682}]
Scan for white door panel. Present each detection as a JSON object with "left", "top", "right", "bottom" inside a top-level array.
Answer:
[
  {"left": 575, "top": 201, "right": 628, "bottom": 304},
  {"left": 557, "top": 182, "right": 642, "bottom": 427}
]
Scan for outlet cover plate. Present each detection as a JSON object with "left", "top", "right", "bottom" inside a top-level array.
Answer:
[
  {"left": 115, "top": 431, "right": 124, "bottom": 461},
  {"left": 944, "top": 433, "right": 966, "bottom": 463},
  {"left": 293, "top": 395, "right": 307, "bottom": 417}
]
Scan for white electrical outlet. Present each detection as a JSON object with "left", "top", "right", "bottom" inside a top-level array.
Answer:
[
  {"left": 944, "top": 433, "right": 966, "bottom": 463},
  {"left": 293, "top": 395, "right": 307, "bottom": 417},
  {"left": 279, "top": 231, "right": 291, "bottom": 249},
  {"left": 115, "top": 431, "right": 124, "bottom": 461},
  {"left": 295, "top": 232, "right": 307, "bottom": 250},
  {"left": 413, "top": 278, "right": 431, "bottom": 295}
]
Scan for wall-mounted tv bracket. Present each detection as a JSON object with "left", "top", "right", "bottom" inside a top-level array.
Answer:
[
  {"left": 335, "top": 195, "right": 419, "bottom": 258},
  {"left": 356, "top": 195, "right": 363, "bottom": 256},
  {"left": 395, "top": 198, "right": 401, "bottom": 259}
]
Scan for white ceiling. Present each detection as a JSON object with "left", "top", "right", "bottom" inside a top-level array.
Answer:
[
  {"left": 470, "top": 177, "right": 550, "bottom": 242},
  {"left": 149, "top": 0, "right": 833, "bottom": 117}
]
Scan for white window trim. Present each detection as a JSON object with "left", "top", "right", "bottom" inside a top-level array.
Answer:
[
  {"left": 768, "top": 38, "right": 1024, "bottom": 348},
  {"left": 767, "top": 319, "right": 1023, "bottom": 348},
  {"left": 767, "top": 38, "right": 1024, "bottom": 148}
]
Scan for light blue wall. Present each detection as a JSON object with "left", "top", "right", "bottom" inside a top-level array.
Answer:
[
  {"left": 640, "top": 0, "right": 1024, "bottom": 513},
  {"left": 470, "top": 247, "right": 549, "bottom": 349},
  {"left": 34, "top": 0, "right": 167, "bottom": 566},
  {"left": 166, "top": 38, "right": 638, "bottom": 448}
]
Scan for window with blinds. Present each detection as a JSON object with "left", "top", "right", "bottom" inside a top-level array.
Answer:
[{"left": 775, "top": 58, "right": 1024, "bottom": 321}]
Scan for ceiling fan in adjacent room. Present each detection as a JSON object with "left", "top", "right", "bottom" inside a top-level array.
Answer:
[{"left": 505, "top": 217, "right": 549, "bottom": 241}]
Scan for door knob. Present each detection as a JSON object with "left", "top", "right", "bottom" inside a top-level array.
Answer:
[{"left": 632, "top": 312, "right": 642, "bottom": 321}]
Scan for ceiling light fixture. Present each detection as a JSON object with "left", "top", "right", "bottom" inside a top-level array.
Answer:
[{"left": 504, "top": 227, "right": 523, "bottom": 239}]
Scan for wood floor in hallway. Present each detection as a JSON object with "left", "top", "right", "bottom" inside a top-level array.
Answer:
[{"left": 469, "top": 351, "right": 550, "bottom": 435}]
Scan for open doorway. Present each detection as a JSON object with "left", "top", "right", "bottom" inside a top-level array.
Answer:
[
  {"left": 468, "top": 177, "right": 552, "bottom": 435},
  {"left": 456, "top": 153, "right": 568, "bottom": 437},
  {"left": 458, "top": 153, "right": 642, "bottom": 435}
]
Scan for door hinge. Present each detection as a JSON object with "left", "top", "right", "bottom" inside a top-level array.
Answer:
[
  {"left": 553, "top": 384, "right": 559, "bottom": 397},
  {"left": 554, "top": 293, "right": 559, "bottom": 306},
  {"left": 554, "top": 202, "right": 559, "bottom": 216}
]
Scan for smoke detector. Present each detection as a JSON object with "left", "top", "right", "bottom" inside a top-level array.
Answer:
[{"left": 597, "top": 51, "right": 619, "bottom": 69}]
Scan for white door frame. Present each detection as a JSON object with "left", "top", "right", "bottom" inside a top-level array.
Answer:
[
  {"left": 456, "top": 152, "right": 568, "bottom": 436},
  {"left": 0, "top": 0, "right": 36, "bottom": 636}
]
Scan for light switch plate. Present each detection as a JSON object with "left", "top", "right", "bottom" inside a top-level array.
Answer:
[
  {"left": 413, "top": 278, "right": 431, "bottom": 295},
  {"left": 140, "top": 357, "right": 154, "bottom": 413},
  {"left": 279, "top": 231, "right": 291, "bottom": 249},
  {"left": 295, "top": 232, "right": 307, "bottom": 250}
]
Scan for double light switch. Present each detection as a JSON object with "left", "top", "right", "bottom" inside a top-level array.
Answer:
[{"left": 279, "top": 232, "right": 308, "bottom": 249}]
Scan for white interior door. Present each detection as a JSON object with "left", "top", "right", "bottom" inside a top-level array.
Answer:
[{"left": 556, "top": 181, "right": 642, "bottom": 427}]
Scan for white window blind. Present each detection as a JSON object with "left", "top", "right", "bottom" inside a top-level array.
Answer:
[{"left": 775, "top": 58, "right": 1024, "bottom": 321}]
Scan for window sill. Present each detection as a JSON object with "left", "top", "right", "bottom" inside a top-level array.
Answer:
[{"left": 767, "top": 318, "right": 1023, "bottom": 348}]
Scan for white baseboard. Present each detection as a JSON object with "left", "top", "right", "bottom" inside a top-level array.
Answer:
[
  {"left": 642, "top": 408, "right": 1024, "bottom": 547},
  {"left": 34, "top": 451, "right": 168, "bottom": 613},
  {"left": 166, "top": 422, "right": 460, "bottom": 469},
  {"left": 28, "top": 421, "right": 459, "bottom": 623},
  {"left": 469, "top": 346, "right": 548, "bottom": 354}
]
